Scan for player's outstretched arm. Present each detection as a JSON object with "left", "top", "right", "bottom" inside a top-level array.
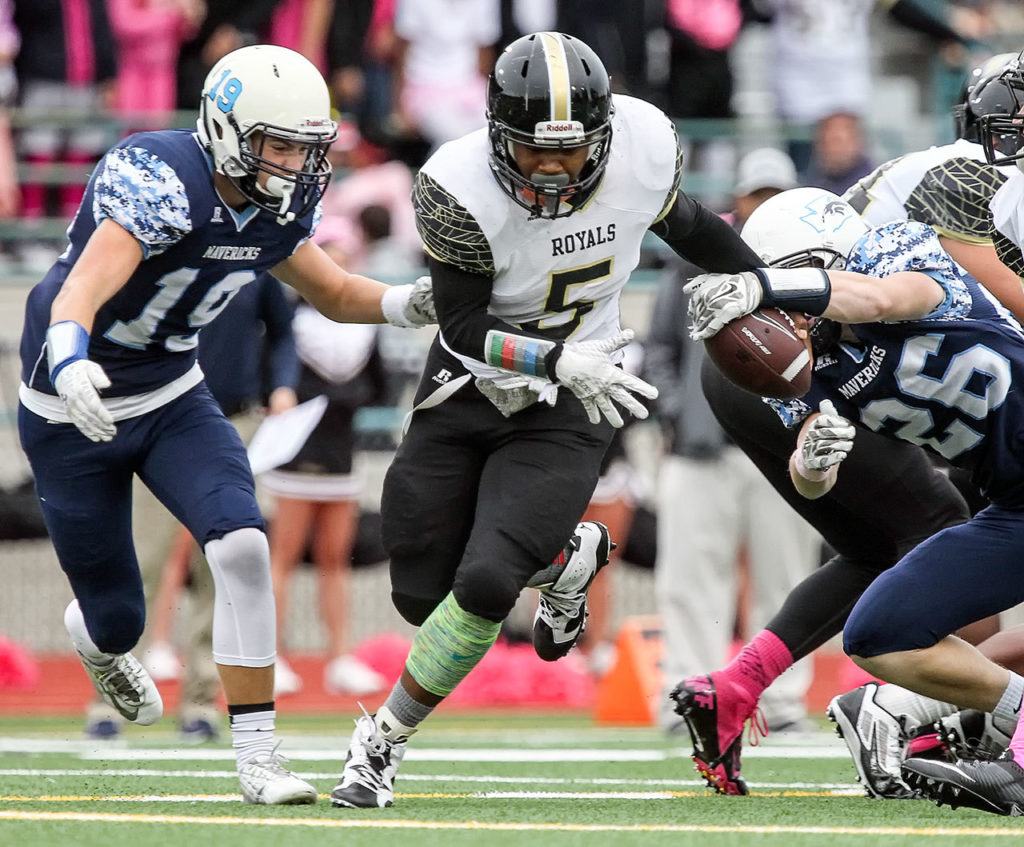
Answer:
[
  {"left": 822, "top": 270, "right": 945, "bottom": 324},
  {"left": 789, "top": 401, "right": 856, "bottom": 499},
  {"left": 938, "top": 237, "right": 1024, "bottom": 323},
  {"left": 650, "top": 190, "right": 765, "bottom": 273},
  {"left": 47, "top": 219, "right": 145, "bottom": 443},
  {"left": 272, "top": 240, "right": 434, "bottom": 327}
]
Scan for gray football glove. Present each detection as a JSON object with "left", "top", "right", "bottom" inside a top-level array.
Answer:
[{"left": 683, "top": 271, "right": 763, "bottom": 340}]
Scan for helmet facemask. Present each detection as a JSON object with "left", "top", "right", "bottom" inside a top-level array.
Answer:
[
  {"left": 201, "top": 95, "right": 335, "bottom": 222},
  {"left": 487, "top": 117, "right": 613, "bottom": 219},
  {"left": 978, "top": 60, "right": 1024, "bottom": 169}
]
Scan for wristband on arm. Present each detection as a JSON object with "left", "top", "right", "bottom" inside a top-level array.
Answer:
[
  {"left": 754, "top": 267, "right": 831, "bottom": 316},
  {"left": 46, "top": 321, "right": 91, "bottom": 386},
  {"left": 484, "top": 329, "right": 558, "bottom": 379}
]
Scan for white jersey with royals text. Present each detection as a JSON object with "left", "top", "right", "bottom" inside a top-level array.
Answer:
[
  {"left": 990, "top": 169, "right": 1024, "bottom": 270},
  {"left": 843, "top": 139, "right": 1024, "bottom": 276},
  {"left": 413, "top": 94, "right": 679, "bottom": 384}
]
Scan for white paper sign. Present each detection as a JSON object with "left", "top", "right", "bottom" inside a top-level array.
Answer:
[{"left": 246, "top": 395, "right": 329, "bottom": 476}]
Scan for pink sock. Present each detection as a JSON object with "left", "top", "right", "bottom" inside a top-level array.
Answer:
[
  {"left": 1009, "top": 713, "right": 1024, "bottom": 766},
  {"left": 719, "top": 630, "right": 794, "bottom": 699}
]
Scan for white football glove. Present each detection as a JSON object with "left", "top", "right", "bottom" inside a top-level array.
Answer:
[
  {"left": 54, "top": 359, "right": 117, "bottom": 443},
  {"left": 683, "top": 271, "right": 763, "bottom": 341},
  {"left": 799, "top": 400, "right": 855, "bottom": 474},
  {"left": 380, "top": 275, "right": 436, "bottom": 328},
  {"left": 555, "top": 329, "right": 659, "bottom": 428}
]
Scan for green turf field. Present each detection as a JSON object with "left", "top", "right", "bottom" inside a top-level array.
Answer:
[{"left": 0, "top": 713, "right": 1020, "bottom": 846}]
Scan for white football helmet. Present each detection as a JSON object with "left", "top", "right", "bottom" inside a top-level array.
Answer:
[
  {"left": 197, "top": 45, "right": 337, "bottom": 222},
  {"left": 740, "top": 187, "right": 870, "bottom": 270}
]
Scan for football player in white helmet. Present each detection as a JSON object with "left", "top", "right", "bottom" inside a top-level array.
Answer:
[{"left": 17, "top": 44, "right": 435, "bottom": 808}]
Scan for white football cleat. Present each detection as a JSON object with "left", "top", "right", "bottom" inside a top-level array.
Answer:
[
  {"left": 76, "top": 650, "right": 163, "bottom": 726},
  {"left": 238, "top": 746, "right": 318, "bottom": 805},
  {"left": 324, "top": 655, "right": 387, "bottom": 696},
  {"left": 529, "top": 521, "right": 613, "bottom": 661},
  {"left": 827, "top": 682, "right": 915, "bottom": 799},
  {"left": 331, "top": 706, "right": 413, "bottom": 809}
]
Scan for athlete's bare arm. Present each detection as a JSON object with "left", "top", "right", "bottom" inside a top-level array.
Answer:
[
  {"left": 823, "top": 269, "right": 946, "bottom": 324},
  {"left": 49, "top": 219, "right": 143, "bottom": 330},
  {"left": 938, "top": 236, "right": 1024, "bottom": 322},
  {"left": 272, "top": 239, "right": 389, "bottom": 324}
]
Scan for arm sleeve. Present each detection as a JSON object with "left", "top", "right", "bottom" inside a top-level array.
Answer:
[
  {"left": 258, "top": 276, "right": 301, "bottom": 391},
  {"left": 650, "top": 190, "right": 767, "bottom": 272},
  {"left": 415, "top": 171, "right": 569, "bottom": 377},
  {"left": 430, "top": 255, "right": 565, "bottom": 377},
  {"left": 92, "top": 146, "right": 192, "bottom": 258},
  {"left": 885, "top": 0, "right": 971, "bottom": 45}
]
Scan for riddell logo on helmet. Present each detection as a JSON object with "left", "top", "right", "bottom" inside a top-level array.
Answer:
[{"left": 535, "top": 121, "right": 585, "bottom": 141}]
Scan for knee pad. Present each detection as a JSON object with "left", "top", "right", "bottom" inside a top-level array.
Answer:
[
  {"left": 204, "top": 527, "right": 275, "bottom": 667},
  {"left": 74, "top": 596, "right": 145, "bottom": 655},
  {"left": 392, "top": 591, "right": 442, "bottom": 627}
]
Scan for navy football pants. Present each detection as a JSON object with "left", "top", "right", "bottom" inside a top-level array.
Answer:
[
  {"left": 19, "top": 384, "right": 263, "bottom": 654},
  {"left": 844, "top": 504, "right": 1024, "bottom": 657}
]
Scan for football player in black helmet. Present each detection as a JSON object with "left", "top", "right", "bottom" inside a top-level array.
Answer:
[
  {"left": 486, "top": 33, "right": 613, "bottom": 218},
  {"left": 978, "top": 51, "right": 1024, "bottom": 167},
  {"left": 330, "top": 31, "right": 770, "bottom": 810},
  {"left": 955, "top": 52, "right": 1018, "bottom": 149}
]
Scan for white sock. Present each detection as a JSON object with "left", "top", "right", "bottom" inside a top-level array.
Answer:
[
  {"left": 63, "top": 600, "right": 113, "bottom": 664},
  {"left": 873, "top": 683, "right": 956, "bottom": 732},
  {"left": 230, "top": 708, "right": 276, "bottom": 767}
]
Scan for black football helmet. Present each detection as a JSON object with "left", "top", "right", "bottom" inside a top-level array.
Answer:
[
  {"left": 954, "top": 52, "right": 1018, "bottom": 144},
  {"left": 976, "top": 51, "right": 1024, "bottom": 167},
  {"left": 487, "top": 32, "right": 613, "bottom": 219}
]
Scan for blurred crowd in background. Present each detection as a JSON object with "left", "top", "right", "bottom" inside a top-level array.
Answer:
[{"left": 4, "top": 0, "right": 1024, "bottom": 734}]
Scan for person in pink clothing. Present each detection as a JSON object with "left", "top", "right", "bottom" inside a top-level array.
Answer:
[
  {"left": 267, "top": 0, "right": 333, "bottom": 73},
  {"left": 108, "top": 0, "right": 203, "bottom": 120}
]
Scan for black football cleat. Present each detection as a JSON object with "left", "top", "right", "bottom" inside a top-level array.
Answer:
[{"left": 902, "top": 754, "right": 1024, "bottom": 816}]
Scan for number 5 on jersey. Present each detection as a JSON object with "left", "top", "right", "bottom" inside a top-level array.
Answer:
[{"left": 520, "top": 257, "right": 614, "bottom": 341}]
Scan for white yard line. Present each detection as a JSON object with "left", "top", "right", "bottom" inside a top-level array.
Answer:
[
  {"left": 0, "top": 768, "right": 864, "bottom": 790},
  {"left": 0, "top": 809, "right": 1019, "bottom": 837}
]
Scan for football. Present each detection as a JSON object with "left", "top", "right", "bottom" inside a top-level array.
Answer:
[{"left": 704, "top": 308, "right": 813, "bottom": 399}]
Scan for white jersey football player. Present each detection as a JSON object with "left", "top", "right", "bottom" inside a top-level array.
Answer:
[
  {"left": 842, "top": 52, "right": 1024, "bottom": 318},
  {"left": 329, "top": 31, "right": 767, "bottom": 810}
]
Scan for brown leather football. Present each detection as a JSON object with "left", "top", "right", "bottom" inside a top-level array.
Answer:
[{"left": 704, "top": 308, "right": 813, "bottom": 399}]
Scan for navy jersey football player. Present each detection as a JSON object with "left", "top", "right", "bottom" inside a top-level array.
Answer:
[
  {"left": 16, "top": 45, "right": 433, "bottom": 806},
  {"left": 687, "top": 187, "right": 1024, "bottom": 815}
]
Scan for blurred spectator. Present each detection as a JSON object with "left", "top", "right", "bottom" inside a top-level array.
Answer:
[
  {"left": 356, "top": 203, "right": 418, "bottom": 279},
  {"left": 557, "top": 0, "right": 650, "bottom": 97},
  {"left": 266, "top": 230, "right": 390, "bottom": 698},
  {"left": 268, "top": 0, "right": 335, "bottom": 72},
  {"left": 498, "top": 0, "right": 556, "bottom": 47},
  {"left": 664, "top": 0, "right": 742, "bottom": 120},
  {"left": 730, "top": 147, "right": 798, "bottom": 227},
  {"left": 761, "top": 0, "right": 984, "bottom": 173},
  {"left": 14, "top": 0, "right": 116, "bottom": 225},
  {"left": 322, "top": 122, "right": 420, "bottom": 262},
  {"left": 108, "top": 0, "right": 203, "bottom": 121},
  {"left": 391, "top": 0, "right": 500, "bottom": 149},
  {"left": 175, "top": 0, "right": 280, "bottom": 109},
  {"left": 646, "top": 147, "right": 818, "bottom": 731},
  {"left": 0, "top": 0, "right": 19, "bottom": 220},
  {"left": 804, "top": 111, "right": 874, "bottom": 196}
]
